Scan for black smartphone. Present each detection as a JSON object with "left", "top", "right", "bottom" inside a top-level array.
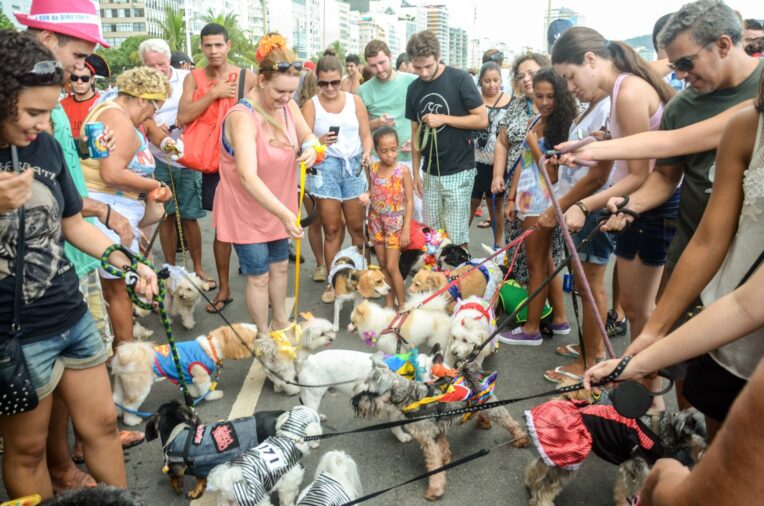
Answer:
[{"left": 329, "top": 126, "right": 340, "bottom": 137}]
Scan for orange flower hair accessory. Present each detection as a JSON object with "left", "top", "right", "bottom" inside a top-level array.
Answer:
[{"left": 256, "top": 33, "right": 288, "bottom": 63}]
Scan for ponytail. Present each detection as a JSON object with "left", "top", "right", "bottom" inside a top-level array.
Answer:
[{"left": 606, "top": 41, "right": 675, "bottom": 105}]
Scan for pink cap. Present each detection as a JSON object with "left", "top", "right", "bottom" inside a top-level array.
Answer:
[{"left": 15, "top": 0, "right": 110, "bottom": 48}]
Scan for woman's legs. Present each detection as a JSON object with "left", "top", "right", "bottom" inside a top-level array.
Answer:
[
  {"left": 46, "top": 394, "right": 95, "bottom": 492},
  {"left": 341, "top": 198, "right": 366, "bottom": 247},
  {"left": 100, "top": 277, "right": 132, "bottom": 348},
  {"left": 384, "top": 247, "right": 404, "bottom": 309},
  {"left": 616, "top": 256, "right": 663, "bottom": 339},
  {"left": 0, "top": 395, "right": 55, "bottom": 498},
  {"left": 305, "top": 197, "right": 325, "bottom": 272},
  {"left": 522, "top": 217, "right": 553, "bottom": 335},
  {"left": 469, "top": 197, "right": 481, "bottom": 225},
  {"left": 318, "top": 198, "right": 345, "bottom": 271},
  {"left": 373, "top": 244, "right": 394, "bottom": 307},
  {"left": 490, "top": 197, "right": 505, "bottom": 248},
  {"left": 546, "top": 253, "right": 567, "bottom": 326},
  {"left": 268, "top": 260, "right": 289, "bottom": 331},
  {"left": 245, "top": 272, "right": 270, "bottom": 333}
]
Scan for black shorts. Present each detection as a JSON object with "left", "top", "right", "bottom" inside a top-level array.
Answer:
[
  {"left": 471, "top": 162, "right": 506, "bottom": 200},
  {"left": 683, "top": 353, "right": 747, "bottom": 423},
  {"left": 201, "top": 172, "right": 221, "bottom": 211},
  {"left": 615, "top": 189, "right": 679, "bottom": 267}
]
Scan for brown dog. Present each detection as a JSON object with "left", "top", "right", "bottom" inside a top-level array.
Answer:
[
  {"left": 408, "top": 265, "right": 491, "bottom": 313},
  {"left": 330, "top": 245, "right": 391, "bottom": 329}
]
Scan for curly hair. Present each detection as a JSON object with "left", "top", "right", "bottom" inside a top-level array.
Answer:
[
  {"left": 511, "top": 52, "right": 550, "bottom": 95},
  {"left": 532, "top": 67, "right": 577, "bottom": 148},
  {"left": 0, "top": 31, "right": 63, "bottom": 126},
  {"left": 116, "top": 66, "right": 170, "bottom": 100}
]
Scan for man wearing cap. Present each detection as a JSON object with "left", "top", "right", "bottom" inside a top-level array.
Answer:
[
  {"left": 61, "top": 53, "right": 108, "bottom": 139},
  {"left": 139, "top": 38, "right": 215, "bottom": 288},
  {"left": 171, "top": 50, "right": 194, "bottom": 70},
  {"left": 15, "top": 0, "right": 137, "bottom": 492}
]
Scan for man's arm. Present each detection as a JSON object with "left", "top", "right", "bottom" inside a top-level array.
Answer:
[{"left": 177, "top": 71, "right": 234, "bottom": 126}]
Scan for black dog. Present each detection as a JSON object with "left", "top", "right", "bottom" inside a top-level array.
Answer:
[
  {"left": 144, "top": 401, "right": 285, "bottom": 499},
  {"left": 437, "top": 244, "right": 471, "bottom": 272}
]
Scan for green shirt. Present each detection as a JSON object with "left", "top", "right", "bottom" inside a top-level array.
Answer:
[
  {"left": 658, "top": 60, "right": 764, "bottom": 267},
  {"left": 51, "top": 104, "right": 100, "bottom": 277},
  {"left": 358, "top": 71, "right": 418, "bottom": 161}
]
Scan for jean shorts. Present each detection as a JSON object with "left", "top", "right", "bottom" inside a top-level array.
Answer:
[
  {"left": 155, "top": 159, "right": 205, "bottom": 219},
  {"left": 21, "top": 312, "right": 108, "bottom": 400},
  {"left": 573, "top": 211, "right": 615, "bottom": 266},
  {"left": 615, "top": 189, "right": 679, "bottom": 267},
  {"left": 305, "top": 154, "right": 367, "bottom": 201},
  {"left": 233, "top": 238, "right": 289, "bottom": 276}
]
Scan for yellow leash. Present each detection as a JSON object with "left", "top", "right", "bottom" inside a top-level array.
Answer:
[{"left": 294, "top": 161, "right": 308, "bottom": 321}]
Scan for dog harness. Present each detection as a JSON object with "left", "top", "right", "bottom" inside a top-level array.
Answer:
[
  {"left": 452, "top": 296, "right": 497, "bottom": 333},
  {"left": 328, "top": 245, "right": 367, "bottom": 288},
  {"left": 446, "top": 260, "right": 502, "bottom": 302},
  {"left": 401, "top": 370, "right": 498, "bottom": 415},
  {"left": 231, "top": 435, "right": 304, "bottom": 506},
  {"left": 525, "top": 399, "right": 664, "bottom": 471},
  {"left": 163, "top": 417, "right": 262, "bottom": 477},
  {"left": 297, "top": 473, "right": 352, "bottom": 506},
  {"left": 152, "top": 340, "right": 217, "bottom": 385},
  {"left": 163, "top": 263, "right": 191, "bottom": 292}
]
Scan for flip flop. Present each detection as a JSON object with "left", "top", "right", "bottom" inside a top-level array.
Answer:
[
  {"left": 206, "top": 297, "right": 233, "bottom": 313},
  {"left": 543, "top": 366, "right": 583, "bottom": 384},
  {"left": 554, "top": 344, "right": 607, "bottom": 362},
  {"left": 477, "top": 219, "right": 492, "bottom": 228},
  {"left": 196, "top": 274, "right": 218, "bottom": 291},
  {"left": 119, "top": 430, "right": 145, "bottom": 450}
]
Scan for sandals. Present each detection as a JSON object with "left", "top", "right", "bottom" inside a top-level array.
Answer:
[
  {"left": 206, "top": 297, "right": 233, "bottom": 313},
  {"left": 72, "top": 431, "right": 144, "bottom": 464},
  {"left": 543, "top": 366, "right": 583, "bottom": 384},
  {"left": 313, "top": 265, "right": 327, "bottom": 282},
  {"left": 195, "top": 273, "right": 218, "bottom": 291},
  {"left": 554, "top": 343, "right": 606, "bottom": 362},
  {"left": 321, "top": 285, "right": 336, "bottom": 304},
  {"left": 477, "top": 219, "right": 492, "bottom": 228}
]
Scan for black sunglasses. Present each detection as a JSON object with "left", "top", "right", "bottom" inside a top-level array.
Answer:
[
  {"left": 667, "top": 42, "right": 711, "bottom": 72},
  {"left": 20, "top": 60, "right": 64, "bottom": 86},
  {"left": 70, "top": 74, "right": 92, "bottom": 83},
  {"left": 317, "top": 79, "right": 341, "bottom": 88},
  {"left": 263, "top": 61, "right": 304, "bottom": 72}
]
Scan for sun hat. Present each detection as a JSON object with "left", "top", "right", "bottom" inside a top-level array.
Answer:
[{"left": 15, "top": 0, "right": 110, "bottom": 48}]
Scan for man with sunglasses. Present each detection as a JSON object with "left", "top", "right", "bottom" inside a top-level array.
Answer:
[{"left": 61, "top": 54, "right": 105, "bottom": 139}]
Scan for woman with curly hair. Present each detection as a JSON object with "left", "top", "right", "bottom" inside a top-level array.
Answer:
[
  {"left": 0, "top": 32, "right": 157, "bottom": 499},
  {"left": 80, "top": 66, "right": 173, "bottom": 350},
  {"left": 500, "top": 68, "right": 577, "bottom": 347}
]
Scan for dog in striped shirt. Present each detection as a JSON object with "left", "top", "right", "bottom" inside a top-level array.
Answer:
[{"left": 297, "top": 450, "right": 362, "bottom": 505}]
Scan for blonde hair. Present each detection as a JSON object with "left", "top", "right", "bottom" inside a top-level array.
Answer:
[
  {"left": 256, "top": 33, "right": 299, "bottom": 81},
  {"left": 116, "top": 66, "right": 170, "bottom": 101}
]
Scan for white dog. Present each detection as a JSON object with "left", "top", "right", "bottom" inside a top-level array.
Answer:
[
  {"left": 297, "top": 450, "right": 363, "bottom": 505},
  {"left": 163, "top": 265, "right": 211, "bottom": 330},
  {"left": 347, "top": 293, "right": 451, "bottom": 355},
  {"left": 447, "top": 295, "right": 499, "bottom": 367},
  {"left": 111, "top": 323, "right": 257, "bottom": 426},
  {"left": 206, "top": 406, "right": 323, "bottom": 506}
]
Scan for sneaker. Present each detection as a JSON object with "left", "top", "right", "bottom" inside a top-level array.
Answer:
[
  {"left": 321, "top": 285, "right": 336, "bottom": 304},
  {"left": 606, "top": 310, "right": 628, "bottom": 338},
  {"left": 498, "top": 326, "right": 543, "bottom": 346},
  {"left": 548, "top": 322, "right": 571, "bottom": 335},
  {"left": 313, "top": 265, "right": 327, "bottom": 282}
]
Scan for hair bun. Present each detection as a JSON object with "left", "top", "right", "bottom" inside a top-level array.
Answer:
[{"left": 256, "top": 33, "right": 287, "bottom": 63}]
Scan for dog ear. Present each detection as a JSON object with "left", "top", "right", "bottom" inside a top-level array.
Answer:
[
  {"left": 144, "top": 412, "right": 161, "bottom": 441},
  {"left": 429, "top": 343, "right": 442, "bottom": 357},
  {"left": 356, "top": 273, "right": 374, "bottom": 298},
  {"left": 348, "top": 270, "right": 361, "bottom": 290}
]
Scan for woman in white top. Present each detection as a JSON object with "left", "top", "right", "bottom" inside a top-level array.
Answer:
[{"left": 302, "top": 52, "right": 372, "bottom": 303}]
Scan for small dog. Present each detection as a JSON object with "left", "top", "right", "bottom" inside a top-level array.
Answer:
[
  {"left": 347, "top": 295, "right": 451, "bottom": 355},
  {"left": 524, "top": 389, "right": 708, "bottom": 506},
  {"left": 163, "top": 265, "right": 212, "bottom": 330},
  {"left": 398, "top": 226, "right": 450, "bottom": 279},
  {"left": 144, "top": 400, "right": 284, "bottom": 499},
  {"left": 296, "top": 450, "right": 363, "bottom": 505},
  {"left": 205, "top": 405, "right": 323, "bottom": 506},
  {"left": 39, "top": 485, "right": 147, "bottom": 505},
  {"left": 437, "top": 243, "right": 471, "bottom": 271},
  {"left": 329, "top": 245, "right": 391, "bottom": 330},
  {"left": 111, "top": 323, "right": 257, "bottom": 426},
  {"left": 447, "top": 295, "right": 499, "bottom": 367},
  {"left": 132, "top": 304, "right": 154, "bottom": 340},
  {"left": 257, "top": 316, "right": 337, "bottom": 397},
  {"left": 351, "top": 355, "right": 528, "bottom": 500}
]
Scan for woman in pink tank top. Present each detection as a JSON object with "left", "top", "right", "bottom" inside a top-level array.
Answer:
[
  {"left": 215, "top": 35, "right": 321, "bottom": 342},
  {"left": 548, "top": 27, "right": 677, "bottom": 387}
]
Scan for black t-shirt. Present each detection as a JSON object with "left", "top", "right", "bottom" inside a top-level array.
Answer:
[
  {"left": 405, "top": 66, "right": 484, "bottom": 176},
  {"left": 0, "top": 133, "right": 87, "bottom": 343}
]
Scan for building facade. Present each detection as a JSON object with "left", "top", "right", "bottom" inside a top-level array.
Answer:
[{"left": 425, "top": 4, "right": 448, "bottom": 64}]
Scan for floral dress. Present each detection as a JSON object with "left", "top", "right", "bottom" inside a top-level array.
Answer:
[{"left": 369, "top": 161, "right": 407, "bottom": 249}]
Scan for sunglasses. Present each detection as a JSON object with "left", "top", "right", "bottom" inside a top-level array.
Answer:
[
  {"left": 667, "top": 43, "right": 711, "bottom": 72},
  {"left": 70, "top": 74, "right": 92, "bottom": 83},
  {"left": 20, "top": 60, "right": 64, "bottom": 86},
  {"left": 317, "top": 79, "right": 342, "bottom": 89},
  {"left": 263, "top": 61, "right": 304, "bottom": 72}
]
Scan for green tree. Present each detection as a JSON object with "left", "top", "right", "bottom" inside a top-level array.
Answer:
[
  {"left": 0, "top": 12, "right": 16, "bottom": 31},
  {"left": 193, "top": 10, "right": 256, "bottom": 69},
  {"left": 160, "top": 7, "right": 186, "bottom": 52},
  {"left": 97, "top": 35, "right": 149, "bottom": 75}
]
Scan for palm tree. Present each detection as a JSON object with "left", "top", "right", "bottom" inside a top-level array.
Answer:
[
  {"left": 193, "top": 10, "right": 256, "bottom": 69},
  {"left": 159, "top": 8, "right": 186, "bottom": 52}
]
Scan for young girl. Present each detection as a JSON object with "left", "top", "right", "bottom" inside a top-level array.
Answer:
[
  {"left": 501, "top": 68, "right": 577, "bottom": 347},
  {"left": 366, "top": 127, "right": 413, "bottom": 308}
]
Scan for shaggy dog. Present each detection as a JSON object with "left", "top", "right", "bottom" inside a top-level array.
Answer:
[
  {"left": 347, "top": 295, "right": 451, "bottom": 355},
  {"left": 205, "top": 406, "right": 323, "bottom": 506},
  {"left": 298, "top": 346, "right": 442, "bottom": 443},
  {"left": 111, "top": 323, "right": 257, "bottom": 426},
  {"left": 258, "top": 316, "right": 337, "bottom": 397},
  {"left": 143, "top": 400, "right": 284, "bottom": 499},
  {"left": 328, "top": 245, "right": 391, "bottom": 330},
  {"left": 163, "top": 266, "right": 212, "bottom": 330},
  {"left": 351, "top": 355, "right": 528, "bottom": 500},
  {"left": 447, "top": 296, "right": 499, "bottom": 367},
  {"left": 524, "top": 386, "right": 708, "bottom": 506},
  {"left": 296, "top": 450, "right": 363, "bottom": 505}
]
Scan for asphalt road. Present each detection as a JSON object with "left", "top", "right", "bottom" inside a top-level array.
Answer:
[{"left": 1, "top": 212, "right": 644, "bottom": 505}]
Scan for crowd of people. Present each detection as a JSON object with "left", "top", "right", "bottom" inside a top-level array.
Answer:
[{"left": 0, "top": 0, "right": 763, "bottom": 503}]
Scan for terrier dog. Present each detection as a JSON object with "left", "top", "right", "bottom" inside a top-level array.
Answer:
[
  {"left": 329, "top": 245, "right": 391, "bottom": 330},
  {"left": 351, "top": 355, "right": 528, "bottom": 500},
  {"left": 163, "top": 265, "right": 212, "bottom": 330},
  {"left": 205, "top": 406, "right": 323, "bottom": 506},
  {"left": 296, "top": 450, "right": 363, "bottom": 505},
  {"left": 347, "top": 295, "right": 451, "bottom": 355},
  {"left": 144, "top": 400, "right": 284, "bottom": 499},
  {"left": 524, "top": 388, "right": 708, "bottom": 506},
  {"left": 447, "top": 295, "right": 499, "bottom": 367},
  {"left": 111, "top": 323, "right": 257, "bottom": 426},
  {"left": 408, "top": 258, "right": 502, "bottom": 314}
]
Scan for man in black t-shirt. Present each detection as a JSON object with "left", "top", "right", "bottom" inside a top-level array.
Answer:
[{"left": 405, "top": 31, "right": 487, "bottom": 247}]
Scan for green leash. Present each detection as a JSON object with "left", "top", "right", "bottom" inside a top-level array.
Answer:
[
  {"left": 100, "top": 244, "right": 195, "bottom": 410},
  {"left": 414, "top": 124, "right": 445, "bottom": 220}
]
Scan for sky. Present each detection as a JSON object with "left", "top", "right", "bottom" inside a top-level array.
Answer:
[{"left": 442, "top": 0, "right": 762, "bottom": 52}]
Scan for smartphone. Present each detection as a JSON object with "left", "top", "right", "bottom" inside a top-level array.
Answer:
[{"left": 328, "top": 126, "right": 340, "bottom": 137}]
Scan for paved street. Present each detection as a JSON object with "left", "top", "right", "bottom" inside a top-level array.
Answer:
[{"left": 2, "top": 213, "right": 642, "bottom": 505}]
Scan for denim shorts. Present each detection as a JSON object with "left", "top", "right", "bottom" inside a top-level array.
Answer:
[
  {"left": 21, "top": 312, "right": 108, "bottom": 400},
  {"left": 155, "top": 159, "right": 206, "bottom": 219},
  {"left": 615, "top": 189, "right": 679, "bottom": 267},
  {"left": 234, "top": 238, "right": 289, "bottom": 276},
  {"left": 305, "top": 154, "right": 367, "bottom": 201},
  {"left": 573, "top": 211, "right": 615, "bottom": 266}
]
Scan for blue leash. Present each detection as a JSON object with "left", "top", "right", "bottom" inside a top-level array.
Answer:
[{"left": 115, "top": 389, "right": 216, "bottom": 420}]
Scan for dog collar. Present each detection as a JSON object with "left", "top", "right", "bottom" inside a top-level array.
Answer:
[
  {"left": 206, "top": 335, "right": 222, "bottom": 364},
  {"left": 363, "top": 331, "right": 378, "bottom": 346},
  {"left": 457, "top": 301, "right": 493, "bottom": 324}
]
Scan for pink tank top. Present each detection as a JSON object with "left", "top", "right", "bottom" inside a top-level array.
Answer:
[
  {"left": 608, "top": 73, "right": 664, "bottom": 184},
  {"left": 213, "top": 101, "right": 299, "bottom": 243}
]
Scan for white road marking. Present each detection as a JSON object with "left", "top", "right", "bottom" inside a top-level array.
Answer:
[{"left": 190, "top": 297, "right": 294, "bottom": 505}]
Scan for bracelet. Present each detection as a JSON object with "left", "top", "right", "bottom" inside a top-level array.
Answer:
[
  {"left": 574, "top": 201, "right": 589, "bottom": 217},
  {"left": 300, "top": 137, "right": 320, "bottom": 152},
  {"left": 104, "top": 204, "right": 112, "bottom": 229}
]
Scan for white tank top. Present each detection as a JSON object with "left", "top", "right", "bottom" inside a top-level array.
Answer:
[{"left": 312, "top": 93, "right": 362, "bottom": 161}]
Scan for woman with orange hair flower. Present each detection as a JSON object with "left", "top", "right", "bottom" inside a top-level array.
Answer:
[{"left": 214, "top": 33, "right": 321, "bottom": 339}]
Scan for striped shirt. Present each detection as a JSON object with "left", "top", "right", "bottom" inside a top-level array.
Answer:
[
  {"left": 298, "top": 473, "right": 352, "bottom": 505},
  {"left": 231, "top": 436, "right": 303, "bottom": 506}
]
